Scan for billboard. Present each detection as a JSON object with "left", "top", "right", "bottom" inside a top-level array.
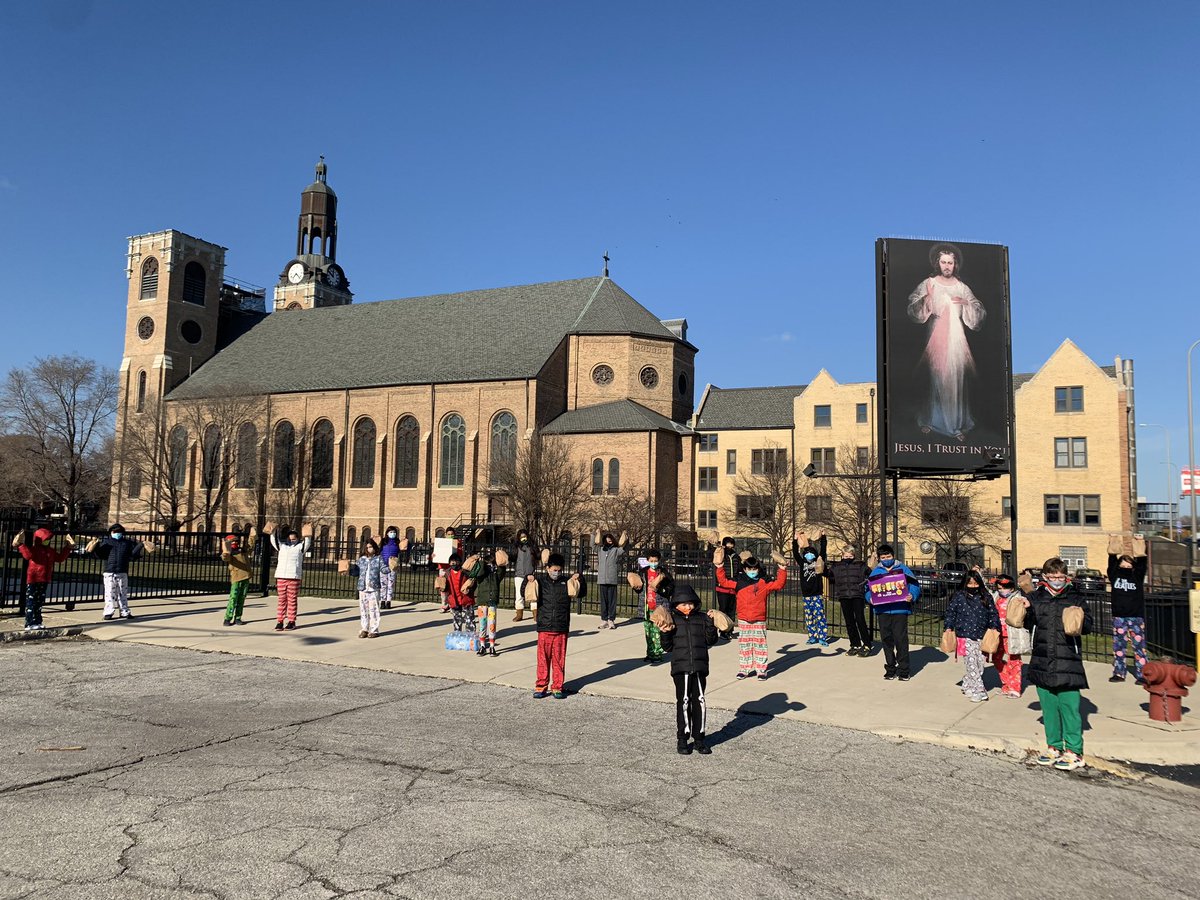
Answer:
[{"left": 876, "top": 238, "right": 1013, "bottom": 476}]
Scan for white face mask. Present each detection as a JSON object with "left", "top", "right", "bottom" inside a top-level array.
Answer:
[
  {"left": 387, "top": 531, "right": 397, "bottom": 539},
  {"left": 548, "top": 570, "right": 562, "bottom": 581},
  {"left": 111, "top": 533, "right": 123, "bottom": 540}
]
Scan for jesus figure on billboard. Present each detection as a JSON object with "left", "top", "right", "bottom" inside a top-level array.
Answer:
[{"left": 906, "top": 243, "right": 986, "bottom": 441}]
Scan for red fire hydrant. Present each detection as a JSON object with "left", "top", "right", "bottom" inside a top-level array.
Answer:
[{"left": 1142, "top": 661, "right": 1197, "bottom": 723}]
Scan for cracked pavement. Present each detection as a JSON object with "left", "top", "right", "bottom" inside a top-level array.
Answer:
[{"left": 0, "top": 642, "right": 1197, "bottom": 899}]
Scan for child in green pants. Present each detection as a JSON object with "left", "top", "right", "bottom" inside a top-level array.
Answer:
[
  {"left": 1017, "top": 557, "right": 1093, "bottom": 771},
  {"left": 221, "top": 528, "right": 257, "bottom": 626}
]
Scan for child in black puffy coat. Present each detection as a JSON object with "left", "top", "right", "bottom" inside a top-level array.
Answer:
[{"left": 659, "top": 585, "right": 720, "bottom": 755}]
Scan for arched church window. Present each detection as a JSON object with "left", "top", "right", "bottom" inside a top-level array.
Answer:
[
  {"left": 351, "top": 417, "right": 376, "bottom": 488},
  {"left": 591, "top": 458, "right": 604, "bottom": 496},
  {"left": 236, "top": 422, "right": 258, "bottom": 488},
  {"left": 169, "top": 425, "right": 189, "bottom": 488},
  {"left": 489, "top": 412, "right": 517, "bottom": 485},
  {"left": 393, "top": 415, "right": 419, "bottom": 488},
  {"left": 201, "top": 425, "right": 222, "bottom": 490},
  {"left": 310, "top": 420, "right": 335, "bottom": 489},
  {"left": 272, "top": 420, "right": 295, "bottom": 488},
  {"left": 182, "top": 261, "right": 206, "bottom": 305},
  {"left": 135, "top": 370, "right": 147, "bottom": 413},
  {"left": 140, "top": 258, "right": 159, "bottom": 300},
  {"left": 439, "top": 414, "right": 466, "bottom": 487},
  {"left": 608, "top": 458, "right": 620, "bottom": 495}
]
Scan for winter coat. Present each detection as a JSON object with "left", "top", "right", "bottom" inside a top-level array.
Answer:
[
  {"left": 1107, "top": 555, "right": 1147, "bottom": 619},
  {"left": 467, "top": 558, "right": 506, "bottom": 606},
  {"left": 379, "top": 536, "right": 402, "bottom": 564},
  {"left": 944, "top": 588, "right": 1001, "bottom": 641},
  {"left": 445, "top": 567, "right": 474, "bottom": 608},
  {"left": 596, "top": 544, "right": 626, "bottom": 586},
  {"left": 715, "top": 565, "right": 786, "bottom": 623},
  {"left": 18, "top": 531, "right": 71, "bottom": 584},
  {"left": 512, "top": 541, "right": 537, "bottom": 578},
  {"left": 271, "top": 535, "right": 311, "bottom": 580},
  {"left": 532, "top": 571, "right": 586, "bottom": 634},
  {"left": 221, "top": 534, "right": 257, "bottom": 584},
  {"left": 864, "top": 562, "right": 921, "bottom": 615},
  {"left": 791, "top": 535, "right": 827, "bottom": 596},
  {"left": 714, "top": 547, "right": 740, "bottom": 595},
  {"left": 827, "top": 558, "right": 869, "bottom": 601},
  {"left": 356, "top": 555, "right": 383, "bottom": 592},
  {"left": 93, "top": 536, "right": 144, "bottom": 574},
  {"left": 660, "top": 603, "right": 719, "bottom": 676},
  {"left": 1024, "top": 583, "right": 1093, "bottom": 691}
]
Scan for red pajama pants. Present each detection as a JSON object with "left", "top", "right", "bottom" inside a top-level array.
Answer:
[
  {"left": 535, "top": 631, "right": 568, "bottom": 692},
  {"left": 276, "top": 578, "right": 300, "bottom": 623}
]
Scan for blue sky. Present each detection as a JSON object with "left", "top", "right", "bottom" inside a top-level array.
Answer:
[{"left": 2, "top": 1, "right": 1196, "bottom": 504}]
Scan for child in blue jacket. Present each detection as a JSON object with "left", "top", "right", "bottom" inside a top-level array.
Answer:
[{"left": 865, "top": 544, "right": 921, "bottom": 681}]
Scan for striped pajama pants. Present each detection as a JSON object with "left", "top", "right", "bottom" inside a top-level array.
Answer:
[{"left": 737, "top": 620, "right": 769, "bottom": 676}]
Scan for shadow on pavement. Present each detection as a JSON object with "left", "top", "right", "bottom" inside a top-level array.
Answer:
[
  {"left": 767, "top": 644, "right": 828, "bottom": 677},
  {"left": 706, "top": 692, "right": 807, "bottom": 748},
  {"left": 570, "top": 656, "right": 657, "bottom": 691},
  {"left": 908, "top": 646, "right": 949, "bottom": 677}
]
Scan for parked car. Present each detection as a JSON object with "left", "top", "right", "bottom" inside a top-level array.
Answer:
[
  {"left": 940, "top": 561, "right": 970, "bottom": 589},
  {"left": 406, "top": 543, "right": 433, "bottom": 570},
  {"left": 911, "top": 566, "right": 946, "bottom": 599},
  {"left": 1072, "top": 568, "right": 1106, "bottom": 592}
]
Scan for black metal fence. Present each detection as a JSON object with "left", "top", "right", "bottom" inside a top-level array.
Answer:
[{"left": 2, "top": 528, "right": 1193, "bottom": 665}]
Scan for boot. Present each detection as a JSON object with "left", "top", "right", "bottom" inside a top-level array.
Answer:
[
  {"left": 513, "top": 608, "right": 524, "bottom": 622},
  {"left": 488, "top": 645, "right": 497, "bottom": 656},
  {"left": 695, "top": 737, "right": 712, "bottom": 755},
  {"left": 677, "top": 738, "right": 692, "bottom": 755}
]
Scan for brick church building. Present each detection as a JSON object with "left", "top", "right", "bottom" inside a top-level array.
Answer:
[{"left": 110, "top": 161, "right": 698, "bottom": 546}]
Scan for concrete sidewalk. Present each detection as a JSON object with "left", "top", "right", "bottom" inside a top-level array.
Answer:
[{"left": 7, "top": 593, "right": 1198, "bottom": 767}]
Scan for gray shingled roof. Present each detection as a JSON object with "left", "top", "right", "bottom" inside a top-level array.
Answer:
[
  {"left": 542, "top": 399, "right": 693, "bottom": 435},
  {"left": 168, "top": 277, "right": 681, "bottom": 400},
  {"left": 694, "top": 385, "right": 808, "bottom": 430}
]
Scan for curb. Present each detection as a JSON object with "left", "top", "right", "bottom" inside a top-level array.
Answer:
[{"left": 1, "top": 626, "right": 90, "bottom": 644}]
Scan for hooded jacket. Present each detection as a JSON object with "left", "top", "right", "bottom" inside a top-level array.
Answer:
[
  {"left": 467, "top": 557, "right": 507, "bottom": 605},
  {"left": 596, "top": 540, "right": 626, "bottom": 585},
  {"left": 660, "top": 588, "right": 719, "bottom": 676},
  {"left": 944, "top": 586, "right": 1001, "bottom": 641},
  {"left": 445, "top": 566, "right": 474, "bottom": 608},
  {"left": 715, "top": 564, "right": 786, "bottom": 623},
  {"left": 1024, "top": 581, "right": 1093, "bottom": 691},
  {"left": 18, "top": 530, "right": 72, "bottom": 584},
  {"left": 512, "top": 540, "right": 538, "bottom": 578},
  {"left": 221, "top": 534, "right": 257, "bottom": 584},
  {"left": 93, "top": 535, "right": 145, "bottom": 574}
]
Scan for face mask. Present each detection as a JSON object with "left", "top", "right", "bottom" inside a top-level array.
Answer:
[
  {"left": 745, "top": 569, "right": 759, "bottom": 580},
  {"left": 229, "top": 544, "right": 240, "bottom": 553},
  {"left": 998, "top": 588, "right": 1012, "bottom": 598},
  {"left": 879, "top": 558, "right": 894, "bottom": 567},
  {"left": 111, "top": 533, "right": 123, "bottom": 541},
  {"left": 648, "top": 561, "right": 659, "bottom": 570},
  {"left": 803, "top": 552, "right": 816, "bottom": 562},
  {"left": 286, "top": 536, "right": 299, "bottom": 545},
  {"left": 723, "top": 544, "right": 734, "bottom": 552},
  {"left": 520, "top": 538, "right": 528, "bottom": 544},
  {"left": 451, "top": 563, "right": 461, "bottom": 570},
  {"left": 1046, "top": 578, "right": 1067, "bottom": 590},
  {"left": 548, "top": 570, "right": 561, "bottom": 581},
  {"left": 387, "top": 531, "right": 397, "bottom": 539}
]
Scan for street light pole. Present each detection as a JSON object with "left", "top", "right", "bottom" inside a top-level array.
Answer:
[
  {"left": 1188, "top": 340, "right": 1200, "bottom": 579},
  {"left": 1138, "top": 423, "right": 1172, "bottom": 536}
]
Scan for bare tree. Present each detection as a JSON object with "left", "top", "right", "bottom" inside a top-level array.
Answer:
[
  {"left": 819, "top": 442, "right": 884, "bottom": 557},
  {"left": 489, "top": 432, "right": 590, "bottom": 546},
  {"left": 915, "top": 477, "right": 1004, "bottom": 565},
  {"left": 0, "top": 355, "right": 117, "bottom": 527},
  {"left": 724, "top": 442, "right": 803, "bottom": 551},
  {"left": 588, "top": 488, "right": 674, "bottom": 549},
  {"left": 116, "top": 398, "right": 195, "bottom": 529},
  {"left": 235, "top": 417, "right": 335, "bottom": 535},
  {"left": 177, "top": 393, "right": 267, "bottom": 531}
]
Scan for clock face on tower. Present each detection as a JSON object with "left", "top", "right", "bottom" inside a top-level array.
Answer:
[
  {"left": 325, "top": 266, "right": 342, "bottom": 288},
  {"left": 287, "top": 263, "right": 305, "bottom": 284}
]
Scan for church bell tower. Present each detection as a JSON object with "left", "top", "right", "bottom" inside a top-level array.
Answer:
[{"left": 273, "top": 157, "right": 353, "bottom": 311}]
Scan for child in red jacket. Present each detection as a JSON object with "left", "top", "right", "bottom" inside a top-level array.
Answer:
[
  {"left": 444, "top": 554, "right": 477, "bottom": 633},
  {"left": 715, "top": 551, "right": 787, "bottom": 679},
  {"left": 12, "top": 527, "right": 74, "bottom": 631}
]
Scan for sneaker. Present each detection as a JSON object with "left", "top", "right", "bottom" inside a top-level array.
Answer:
[
  {"left": 553, "top": 691, "right": 565, "bottom": 700},
  {"left": 1035, "top": 747, "right": 1062, "bottom": 766},
  {"left": 359, "top": 630, "right": 368, "bottom": 638},
  {"left": 64, "top": 602, "right": 75, "bottom": 612},
  {"left": 1134, "top": 677, "right": 1146, "bottom": 686},
  {"left": 488, "top": 646, "right": 497, "bottom": 656},
  {"left": 1053, "top": 751, "right": 1085, "bottom": 771},
  {"left": 695, "top": 741, "right": 712, "bottom": 755},
  {"left": 234, "top": 618, "right": 245, "bottom": 625},
  {"left": 849, "top": 645, "right": 862, "bottom": 656},
  {"left": 818, "top": 640, "right": 829, "bottom": 648},
  {"left": 285, "top": 621, "right": 296, "bottom": 630},
  {"left": 806, "top": 637, "right": 818, "bottom": 645},
  {"left": 884, "top": 673, "right": 897, "bottom": 681},
  {"left": 969, "top": 692, "right": 988, "bottom": 702},
  {"left": 532, "top": 690, "right": 548, "bottom": 699},
  {"left": 898, "top": 675, "right": 911, "bottom": 682},
  {"left": 275, "top": 621, "right": 284, "bottom": 631},
  {"left": 1108, "top": 675, "right": 1125, "bottom": 683},
  {"left": 1003, "top": 690, "right": 1022, "bottom": 699},
  {"left": 735, "top": 672, "right": 747, "bottom": 680},
  {"left": 440, "top": 605, "right": 450, "bottom": 613},
  {"left": 103, "top": 614, "right": 114, "bottom": 620},
  {"left": 368, "top": 632, "right": 379, "bottom": 638},
  {"left": 677, "top": 741, "right": 693, "bottom": 755},
  {"left": 223, "top": 619, "right": 234, "bottom": 627},
  {"left": 757, "top": 672, "right": 769, "bottom": 681},
  {"left": 609, "top": 620, "right": 617, "bottom": 629},
  {"left": 745, "top": 671, "right": 758, "bottom": 678}
]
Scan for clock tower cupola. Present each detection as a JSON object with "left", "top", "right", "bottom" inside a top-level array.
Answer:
[{"left": 273, "top": 157, "right": 353, "bottom": 311}]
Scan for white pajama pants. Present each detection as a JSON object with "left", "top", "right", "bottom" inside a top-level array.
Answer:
[
  {"left": 103, "top": 573, "right": 130, "bottom": 616},
  {"left": 359, "top": 589, "right": 380, "bottom": 634}
]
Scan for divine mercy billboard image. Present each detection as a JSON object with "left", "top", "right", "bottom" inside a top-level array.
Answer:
[{"left": 876, "top": 238, "right": 1013, "bottom": 475}]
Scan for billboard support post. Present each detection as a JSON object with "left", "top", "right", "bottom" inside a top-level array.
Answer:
[{"left": 875, "top": 239, "right": 890, "bottom": 551}]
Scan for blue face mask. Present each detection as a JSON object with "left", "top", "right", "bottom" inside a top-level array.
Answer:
[
  {"left": 745, "top": 569, "right": 760, "bottom": 580},
  {"left": 803, "top": 552, "right": 816, "bottom": 562},
  {"left": 879, "top": 558, "right": 894, "bottom": 568},
  {"left": 111, "top": 532, "right": 123, "bottom": 541},
  {"left": 648, "top": 561, "right": 659, "bottom": 570}
]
